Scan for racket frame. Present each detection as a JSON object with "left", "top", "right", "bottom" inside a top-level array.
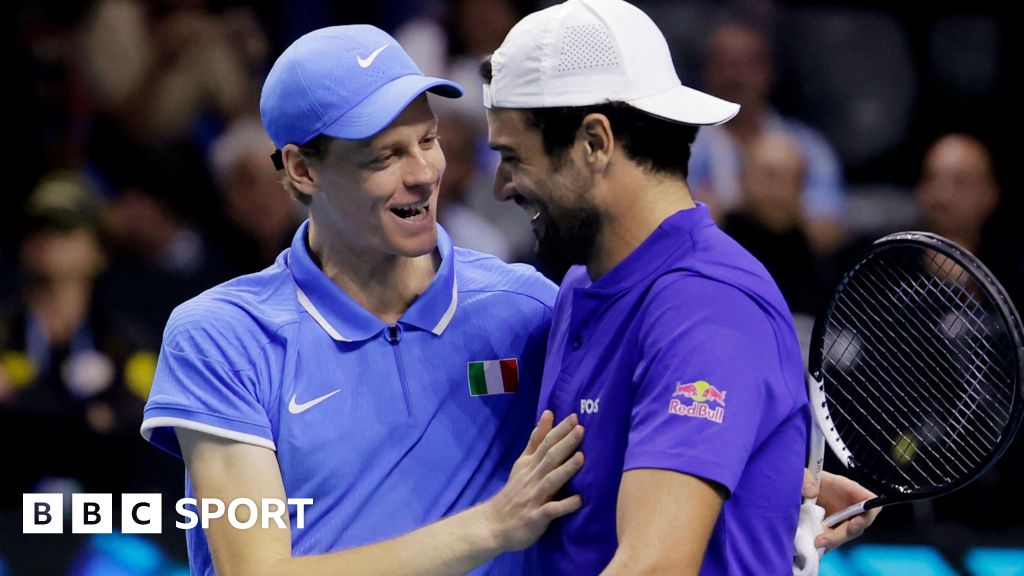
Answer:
[{"left": 806, "top": 231, "right": 1024, "bottom": 527}]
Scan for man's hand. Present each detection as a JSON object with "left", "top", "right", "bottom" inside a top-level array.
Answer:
[
  {"left": 801, "top": 470, "right": 880, "bottom": 550},
  {"left": 178, "top": 413, "right": 584, "bottom": 576},
  {"left": 482, "top": 410, "right": 585, "bottom": 552}
]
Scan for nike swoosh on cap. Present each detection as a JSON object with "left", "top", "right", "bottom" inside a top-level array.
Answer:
[
  {"left": 288, "top": 389, "right": 341, "bottom": 414},
  {"left": 357, "top": 45, "right": 389, "bottom": 68}
]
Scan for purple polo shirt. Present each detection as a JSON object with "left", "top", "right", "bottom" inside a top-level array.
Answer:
[{"left": 538, "top": 205, "right": 808, "bottom": 575}]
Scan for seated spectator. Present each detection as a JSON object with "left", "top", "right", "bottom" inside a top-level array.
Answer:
[
  {"left": 0, "top": 172, "right": 158, "bottom": 505},
  {"left": 723, "top": 132, "right": 827, "bottom": 317},
  {"left": 915, "top": 133, "right": 1020, "bottom": 307},
  {"left": 689, "top": 21, "right": 846, "bottom": 256}
]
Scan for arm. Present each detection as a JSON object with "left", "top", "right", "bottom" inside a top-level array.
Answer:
[
  {"left": 178, "top": 409, "right": 584, "bottom": 576},
  {"left": 600, "top": 469, "right": 725, "bottom": 576},
  {"left": 802, "top": 470, "right": 880, "bottom": 550}
]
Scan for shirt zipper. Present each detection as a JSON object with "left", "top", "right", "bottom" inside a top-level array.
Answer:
[{"left": 387, "top": 324, "right": 414, "bottom": 417}]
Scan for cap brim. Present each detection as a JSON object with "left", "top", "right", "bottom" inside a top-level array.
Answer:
[
  {"left": 627, "top": 85, "right": 740, "bottom": 126},
  {"left": 320, "top": 75, "right": 463, "bottom": 140}
]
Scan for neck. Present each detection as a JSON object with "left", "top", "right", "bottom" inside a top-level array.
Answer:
[
  {"left": 586, "top": 165, "right": 695, "bottom": 280},
  {"left": 307, "top": 220, "right": 439, "bottom": 325},
  {"left": 26, "top": 279, "right": 93, "bottom": 345}
]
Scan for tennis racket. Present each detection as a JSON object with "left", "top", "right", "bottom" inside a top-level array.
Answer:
[{"left": 798, "top": 231, "right": 1023, "bottom": 573}]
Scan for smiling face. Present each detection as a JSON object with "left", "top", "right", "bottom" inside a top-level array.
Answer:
[
  {"left": 304, "top": 95, "right": 445, "bottom": 258},
  {"left": 486, "top": 107, "right": 601, "bottom": 269}
]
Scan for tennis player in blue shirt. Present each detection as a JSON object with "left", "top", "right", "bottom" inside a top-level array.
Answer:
[
  {"left": 141, "top": 25, "right": 584, "bottom": 575},
  {"left": 482, "top": 0, "right": 878, "bottom": 573}
]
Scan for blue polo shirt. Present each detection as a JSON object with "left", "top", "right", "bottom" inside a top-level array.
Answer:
[
  {"left": 538, "top": 205, "right": 808, "bottom": 575},
  {"left": 142, "top": 221, "right": 556, "bottom": 575}
]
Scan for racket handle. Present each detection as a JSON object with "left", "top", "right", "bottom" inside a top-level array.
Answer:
[
  {"left": 794, "top": 373, "right": 829, "bottom": 576},
  {"left": 807, "top": 422, "right": 826, "bottom": 499},
  {"left": 805, "top": 372, "right": 827, "bottom": 497},
  {"left": 824, "top": 499, "right": 869, "bottom": 528}
]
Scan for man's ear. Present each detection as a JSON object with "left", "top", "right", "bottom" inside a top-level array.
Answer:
[
  {"left": 580, "top": 113, "right": 614, "bottom": 174},
  {"left": 283, "top": 144, "right": 318, "bottom": 199}
]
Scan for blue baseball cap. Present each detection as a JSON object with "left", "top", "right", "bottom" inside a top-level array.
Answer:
[{"left": 260, "top": 25, "right": 463, "bottom": 151}]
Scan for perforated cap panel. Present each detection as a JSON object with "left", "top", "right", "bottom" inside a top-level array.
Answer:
[{"left": 556, "top": 24, "right": 620, "bottom": 72}]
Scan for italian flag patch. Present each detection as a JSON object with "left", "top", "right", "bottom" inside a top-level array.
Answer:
[{"left": 467, "top": 359, "right": 519, "bottom": 396}]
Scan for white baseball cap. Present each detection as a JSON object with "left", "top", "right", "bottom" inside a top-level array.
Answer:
[{"left": 483, "top": 0, "right": 739, "bottom": 126}]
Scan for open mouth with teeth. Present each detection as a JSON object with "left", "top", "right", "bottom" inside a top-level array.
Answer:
[
  {"left": 513, "top": 194, "right": 542, "bottom": 223},
  {"left": 390, "top": 200, "right": 431, "bottom": 221}
]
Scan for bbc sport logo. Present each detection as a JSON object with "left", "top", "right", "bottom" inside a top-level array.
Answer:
[{"left": 23, "top": 493, "right": 313, "bottom": 534}]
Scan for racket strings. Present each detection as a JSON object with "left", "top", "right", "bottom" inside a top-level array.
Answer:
[
  {"left": 822, "top": 352, "right": 971, "bottom": 484},
  {"left": 819, "top": 245, "right": 1018, "bottom": 495},
  {"left": 830, "top": 284, "right": 1008, "bottom": 442},
  {"left": 831, "top": 268, "right": 1007, "bottom": 453},
  {"left": 823, "top": 317, "right": 981, "bottom": 480},
  {"left": 905, "top": 256, "right": 1017, "bottom": 406},
  {"left": 860, "top": 255, "right": 1014, "bottom": 413},
  {"left": 821, "top": 390, "right": 922, "bottom": 486},
  {"left": 866, "top": 260, "right": 1011, "bottom": 386},
  {"left": 919, "top": 252, "right": 1014, "bottom": 364},
  {"left": 824, "top": 317, "right": 985, "bottom": 489},
  {"left": 854, "top": 265, "right": 1014, "bottom": 425}
]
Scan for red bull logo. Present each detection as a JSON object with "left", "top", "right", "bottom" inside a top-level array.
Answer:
[
  {"left": 672, "top": 380, "right": 727, "bottom": 406},
  {"left": 669, "top": 380, "right": 726, "bottom": 424}
]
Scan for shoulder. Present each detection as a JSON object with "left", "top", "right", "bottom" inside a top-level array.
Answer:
[
  {"left": 649, "top": 273, "right": 766, "bottom": 318},
  {"left": 640, "top": 272, "right": 777, "bottom": 349},
  {"left": 454, "top": 247, "right": 558, "bottom": 311},
  {"left": 162, "top": 262, "right": 300, "bottom": 366}
]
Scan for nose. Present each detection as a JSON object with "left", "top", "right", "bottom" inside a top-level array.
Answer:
[
  {"left": 493, "top": 162, "right": 515, "bottom": 202},
  {"left": 405, "top": 148, "right": 442, "bottom": 190}
]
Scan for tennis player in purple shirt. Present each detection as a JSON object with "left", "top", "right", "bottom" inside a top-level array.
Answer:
[{"left": 483, "top": 0, "right": 878, "bottom": 573}]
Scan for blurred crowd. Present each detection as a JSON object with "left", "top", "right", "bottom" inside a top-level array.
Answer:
[{"left": 2, "top": 0, "right": 1021, "bottom": 568}]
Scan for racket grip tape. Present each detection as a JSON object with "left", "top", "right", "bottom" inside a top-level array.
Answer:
[
  {"left": 792, "top": 500, "right": 826, "bottom": 576},
  {"left": 824, "top": 499, "right": 869, "bottom": 528}
]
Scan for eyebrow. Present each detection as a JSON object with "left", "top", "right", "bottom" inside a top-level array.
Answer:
[
  {"left": 488, "top": 143, "right": 516, "bottom": 153},
  {"left": 364, "top": 120, "right": 441, "bottom": 153}
]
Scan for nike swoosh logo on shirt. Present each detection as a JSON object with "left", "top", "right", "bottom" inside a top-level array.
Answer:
[
  {"left": 357, "top": 45, "right": 388, "bottom": 68},
  {"left": 288, "top": 389, "right": 341, "bottom": 414}
]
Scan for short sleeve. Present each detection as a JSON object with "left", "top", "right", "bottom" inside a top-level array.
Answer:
[
  {"left": 625, "top": 274, "right": 786, "bottom": 494},
  {"left": 140, "top": 300, "right": 275, "bottom": 458}
]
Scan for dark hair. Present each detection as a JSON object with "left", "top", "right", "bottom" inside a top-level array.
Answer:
[
  {"left": 279, "top": 134, "right": 331, "bottom": 206},
  {"left": 480, "top": 57, "right": 700, "bottom": 179}
]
